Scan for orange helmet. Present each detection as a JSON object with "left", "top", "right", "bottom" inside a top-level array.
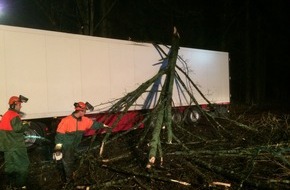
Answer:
[
  {"left": 8, "top": 96, "right": 21, "bottom": 105},
  {"left": 74, "top": 102, "right": 86, "bottom": 111}
]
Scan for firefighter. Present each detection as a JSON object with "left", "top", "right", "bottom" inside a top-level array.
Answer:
[
  {"left": 54, "top": 101, "right": 110, "bottom": 182},
  {"left": 0, "top": 95, "right": 30, "bottom": 189}
]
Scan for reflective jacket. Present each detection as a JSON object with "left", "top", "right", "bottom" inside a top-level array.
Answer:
[
  {"left": 0, "top": 109, "right": 28, "bottom": 151},
  {"left": 55, "top": 114, "right": 103, "bottom": 148}
]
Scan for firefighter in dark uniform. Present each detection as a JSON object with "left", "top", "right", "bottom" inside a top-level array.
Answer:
[
  {"left": 0, "top": 95, "right": 30, "bottom": 189},
  {"left": 54, "top": 101, "right": 110, "bottom": 182}
]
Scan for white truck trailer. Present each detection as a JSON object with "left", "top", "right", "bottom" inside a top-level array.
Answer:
[{"left": 0, "top": 24, "right": 230, "bottom": 139}]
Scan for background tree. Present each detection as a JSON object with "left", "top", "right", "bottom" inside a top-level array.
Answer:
[{"left": 1, "top": 0, "right": 289, "bottom": 108}]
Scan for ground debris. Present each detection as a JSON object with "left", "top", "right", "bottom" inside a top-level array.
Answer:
[{"left": 0, "top": 108, "right": 285, "bottom": 189}]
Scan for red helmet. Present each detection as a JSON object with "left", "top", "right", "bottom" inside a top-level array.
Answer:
[
  {"left": 8, "top": 96, "right": 21, "bottom": 105},
  {"left": 74, "top": 102, "right": 86, "bottom": 111}
]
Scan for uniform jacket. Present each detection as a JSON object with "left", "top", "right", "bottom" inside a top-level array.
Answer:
[
  {"left": 0, "top": 109, "right": 28, "bottom": 151},
  {"left": 55, "top": 114, "right": 103, "bottom": 149}
]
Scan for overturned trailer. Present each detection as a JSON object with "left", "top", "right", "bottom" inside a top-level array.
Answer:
[{"left": 0, "top": 25, "right": 230, "bottom": 146}]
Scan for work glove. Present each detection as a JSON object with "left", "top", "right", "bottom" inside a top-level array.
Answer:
[
  {"left": 22, "top": 121, "right": 31, "bottom": 131},
  {"left": 53, "top": 144, "right": 63, "bottom": 161},
  {"left": 22, "top": 121, "right": 31, "bottom": 126},
  {"left": 103, "top": 124, "right": 112, "bottom": 133}
]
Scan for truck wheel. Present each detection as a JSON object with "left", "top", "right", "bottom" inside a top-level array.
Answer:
[
  {"left": 24, "top": 128, "right": 37, "bottom": 148},
  {"left": 185, "top": 108, "right": 201, "bottom": 124},
  {"left": 24, "top": 122, "right": 47, "bottom": 149},
  {"left": 171, "top": 111, "right": 182, "bottom": 125}
]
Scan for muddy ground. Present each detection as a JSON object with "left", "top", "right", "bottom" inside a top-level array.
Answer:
[{"left": 1, "top": 106, "right": 290, "bottom": 190}]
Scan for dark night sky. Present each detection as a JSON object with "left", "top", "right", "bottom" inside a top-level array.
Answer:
[{"left": 1, "top": 0, "right": 290, "bottom": 109}]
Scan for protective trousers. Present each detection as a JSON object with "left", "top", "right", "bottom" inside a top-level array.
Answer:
[
  {"left": 4, "top": 148, "right": 30, "bottom": 187},
  {"left": 61, "top": 146, "right": 76, "bottom": 182}
]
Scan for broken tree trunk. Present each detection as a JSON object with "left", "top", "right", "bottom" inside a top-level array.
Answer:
[{"left": 147, "top": 27, "right": 180, "bottom": 168}]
